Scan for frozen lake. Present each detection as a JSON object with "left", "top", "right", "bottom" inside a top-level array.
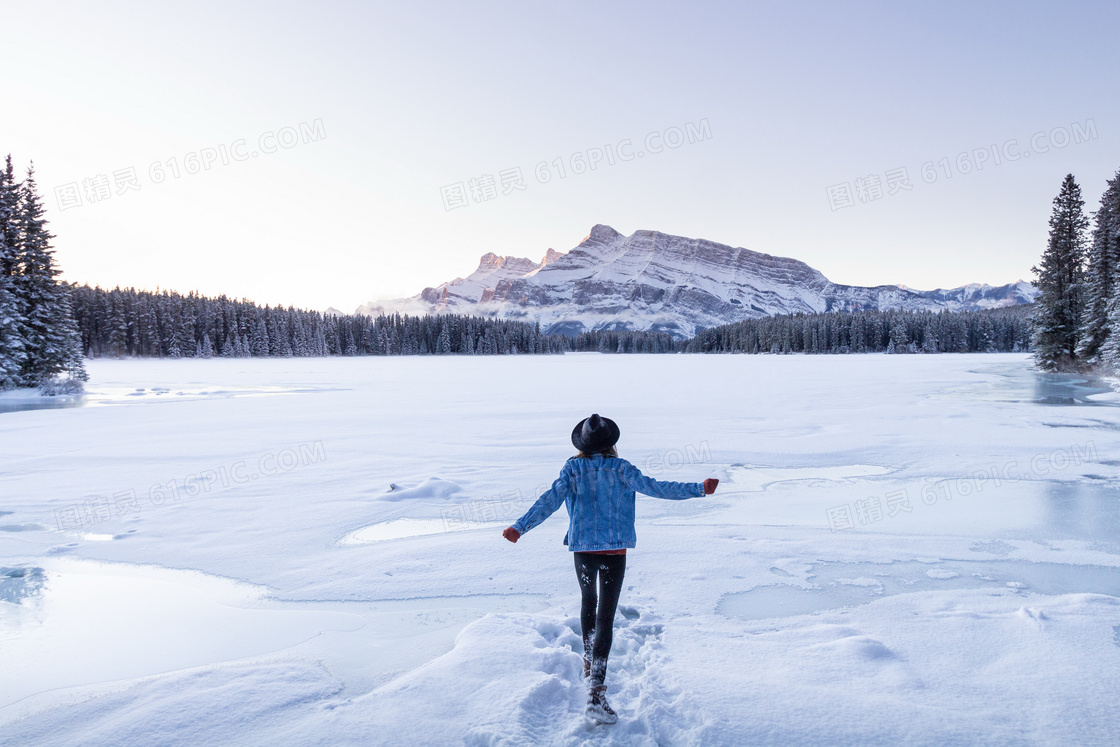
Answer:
[{"left": 1, "top": 353, "right": 1119, "bottom": 745}]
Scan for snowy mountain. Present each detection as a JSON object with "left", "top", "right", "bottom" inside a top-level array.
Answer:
[{"left": 356, "top": 225, "right": 1037, "bottom": 339}]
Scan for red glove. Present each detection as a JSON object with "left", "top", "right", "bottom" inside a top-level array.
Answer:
[
  {"left": 703, "top": 478, "right": 719, "bottom": 495},
  {"left": 503, "top": 527, "right": 521, "bottom": 543}
]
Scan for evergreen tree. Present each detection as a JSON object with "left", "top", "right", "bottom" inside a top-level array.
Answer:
[
  {"left": 13, "top": 163, "right": 87, "bottom": 385},
  {"left": 1076, "top": 171, "right": 1120, "bottom": 362},
  {"left": 436, "top": 323, "right": 452, "bottom": 354},
  {"left": 921, "top": 321, "right": 939, "bottom": 353},
  {"left": 221, "top": 330, "right": 235, "bottom": 357},
  {"left": 1031, "top": 174, "right": 1090, "bottom": 371},
  {"left": 250, "top": 316, "right": 268, "bottom": 356},
  {"left": 1093, "top": 175, "right": 1120, "bottom": 370},
  {"left": 886, "top": 316, "right": 909, "bottom": 353},
  {"left": 0, "top": 155, "right": 26, "bottom": 388}
]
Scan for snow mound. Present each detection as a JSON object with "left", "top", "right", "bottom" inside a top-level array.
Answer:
[
  {"left": 379, "top": 478, "right": 464, "bottom": 501},
  {"left": 927, "top": 569, "right": 960, "bottom": 579}
]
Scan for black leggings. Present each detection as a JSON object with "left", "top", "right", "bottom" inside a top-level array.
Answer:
[{"left": 574, "top": 552, "right": 626, "bottom": 685}]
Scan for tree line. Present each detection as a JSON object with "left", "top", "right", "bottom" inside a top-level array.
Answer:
[
  {"left": 569, "top": 328, "right": 679, "bottom": 354},
  {"left": 70, "top": 285, "right": 569, "bottom": 359},
  {"left": 680, "top": 305, "right": 1032, "bottom": 354},
  {"left": 1031, "top": 169, "right": 1120, "bottom": 371},
  {"left": 0, "top": 155, "right": 86, "bottom": 391},
  {"left": 69, "top": 285, "right": 1034, "bottom": 361}
]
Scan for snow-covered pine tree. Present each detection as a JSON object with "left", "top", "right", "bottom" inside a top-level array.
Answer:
[
  {"left": 1031, "top": 174, "right": 1090, "bottom": 371},
  {"left": 1089, "top": 173, "right": 1120, "bottom": 370},
  {"left": 13, "top": 163, "right": 87, "bottom": 386},
  {"left": 977, "top": 317, "right": 997, "bottom": 353},
  {"left": 108, "top": 296, "right": 129, "bottom": 356},
  {"left": 436, "top": 323, "right": 452, "bottom": 354},
  {"left": 1075, "top": 171, "right": 1120, "bottom": 362},
  {"left": 267, "top": 312, "right": 284, "bottom": 356},
  {"left": 921, "top": 321, "right": 939, "bottom": 353},
  {"left": 250, "top": 316, "right": 269, "bottom": 356},
  {"left": 886, "top": 316, "right": 909, "bottom": 353},
  {"left": 0, "top": 155, "right": 26, "bottom": 388}
]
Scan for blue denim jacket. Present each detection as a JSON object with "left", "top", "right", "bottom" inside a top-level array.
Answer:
[{"left": 511, "top": 454, "right": 705, "bottom": 551}]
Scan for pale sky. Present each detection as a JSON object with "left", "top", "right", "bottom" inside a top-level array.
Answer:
[{"left": 3, "top": 0, "right": 1118, "bottom": 313}]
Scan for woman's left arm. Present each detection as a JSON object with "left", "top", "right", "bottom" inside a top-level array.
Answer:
[{"left": 619, "top": 460, "right": 706, "bottom": 500}]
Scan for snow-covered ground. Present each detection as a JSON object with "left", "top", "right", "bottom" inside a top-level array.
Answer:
[{"left": 2, "top": 353, "right": 1119, "bottom": 745}]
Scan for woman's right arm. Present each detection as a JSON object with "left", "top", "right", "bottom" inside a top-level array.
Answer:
[{"left": 510, "top": 465, "right": 572, "bottom": 536}]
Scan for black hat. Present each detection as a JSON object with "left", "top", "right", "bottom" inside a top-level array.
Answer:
[{"left": 571, "top": 413, "right": 620, "bottom": 453}]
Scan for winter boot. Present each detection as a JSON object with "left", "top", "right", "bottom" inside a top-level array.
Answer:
[
  {"left": 586, "top": 683, "right": 617, "bottom": 725},
  {"left": 581, "top": 633, "right": 594, "bottom": 681}
]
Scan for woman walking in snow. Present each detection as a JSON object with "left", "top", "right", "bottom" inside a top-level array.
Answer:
[{"left": 502, "top": 413, "right": 718, "bottom": 724}]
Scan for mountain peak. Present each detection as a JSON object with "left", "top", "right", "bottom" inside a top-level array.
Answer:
[
  {"left": 476, "top": 252, "right": 539, "bottom": 274},
  {"left": 583, "top": 224, "right": 622, "bottom": 245},
  {"left": 357, "top": 226, "right": 1034, "bottom": 337}
]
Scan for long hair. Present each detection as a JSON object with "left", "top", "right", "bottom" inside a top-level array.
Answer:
[{"left": 575, "top": 445, "right": 618, "bottom": 459}]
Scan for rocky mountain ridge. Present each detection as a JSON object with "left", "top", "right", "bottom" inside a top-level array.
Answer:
[{"left": 355, "top": 225, "right": 1036, "bottom": 339}]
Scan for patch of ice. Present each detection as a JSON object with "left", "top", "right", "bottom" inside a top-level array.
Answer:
[
  {"left": 0, "top": 557, "right": 363, "bottom": 710},
  {"left": 0, "top": 566, "right": 47, "bottom": 605},
  {"left": 969, "top": 540, "right": 1016, "bottom": 556},
  {"left": 0, "top": 524, "right": 45, "bottom": 533},
  {"left": 836, "top": 577, "right": 883, "bottom": 588},
  {"left": 718, "top": 559, "right": 1120, "bottom": 620}
]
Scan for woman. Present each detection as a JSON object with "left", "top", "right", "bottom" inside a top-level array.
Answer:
[{"left": 502, "top": 413, "right": 718, "bottom": 724}]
